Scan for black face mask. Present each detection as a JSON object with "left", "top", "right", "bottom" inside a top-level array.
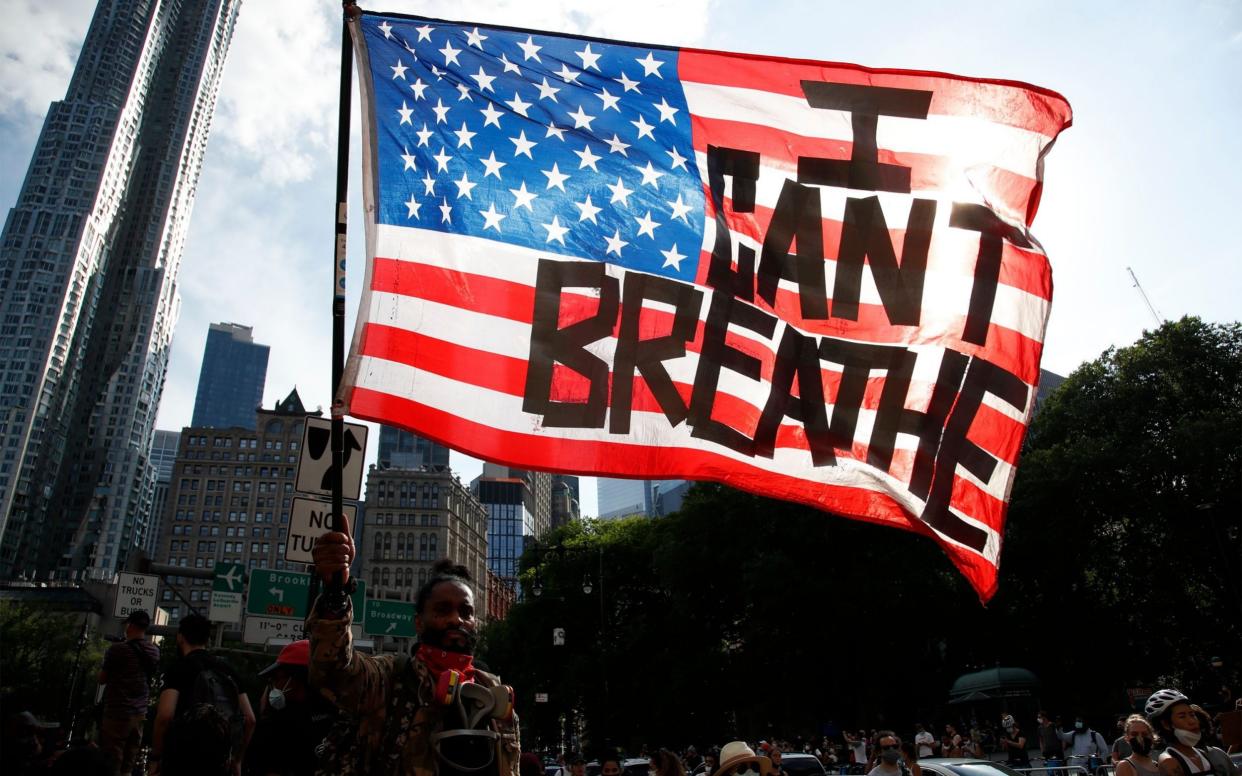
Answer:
[
  {"left": 1130, "top": 737, "right": 1152, "bottom": 757},
  {"left": 421, "top": 625, "right": 477, "bottom": 655}
]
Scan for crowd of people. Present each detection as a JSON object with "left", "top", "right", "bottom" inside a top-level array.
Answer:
[{"left": 7, "top": 523, "right": 1240, "bottom": 776}]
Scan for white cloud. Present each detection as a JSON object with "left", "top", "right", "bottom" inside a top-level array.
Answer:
[
  {"left": 208, "top": 0, "right": 715, "bottom": 187},
  {"left": 210, "top": 0, "right": 340, "bottom": 185},
  {"left": 0, "top": 0, "right": 95, "bottom": 120}
]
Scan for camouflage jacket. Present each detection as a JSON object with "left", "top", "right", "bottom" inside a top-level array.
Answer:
[{"left": 307, "top": 597, "right": 521, "bottom": 776}]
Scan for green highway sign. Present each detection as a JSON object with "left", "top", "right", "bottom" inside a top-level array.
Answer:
[
  {"left": 364, "top": 599, "right": 416, "bottom": 638},
  {"left": 246, "top": 569, "right": 366, "bottom": 620},
  {"left": 210, "top": 563, "right": 246, "bottom": 623}
]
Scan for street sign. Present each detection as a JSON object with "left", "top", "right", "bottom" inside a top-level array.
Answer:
[
  {"left": 552, "top": 627, "right": 565, "bottom": 646},
  {"left": 246, "top": 569, "right": 366, "bottom": 621},
  {"left": 113, "top": 572, "right": 158, "bottom": 619},
  {"left": 242, "top": 616, "right": 304, "bottom": 645},
  {"left": 209, "top": 562, "right": 245, "bottom": 623},
  {"left": 363, "top": 599, "right": 416, "bottom": 638},
  {"left": 295, "top": 417, "right": 368, "bottom": 501},
  {"left": 285, "top": 498, "right": 357, "bottom": 564},
  {"left": 535, "top": 693, "right": 549, "bottom": 703}
]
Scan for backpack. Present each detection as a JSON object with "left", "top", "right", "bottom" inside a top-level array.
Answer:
[{"left": 168, "top": 657, "right": 245, "bottom": 773}]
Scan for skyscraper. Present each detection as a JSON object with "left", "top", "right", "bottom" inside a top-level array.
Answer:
[
  {"left": 191, "top": 323, "right": 269, "bottom": 429},
  {"left": 0, "top": 0, "right": 242, "bottom": 580},
  {"left": 596, "top": 477, "right": 689, "bottom": 519},
  {"left": 377, "top": 425, "right": 450, "bottom": 471}
]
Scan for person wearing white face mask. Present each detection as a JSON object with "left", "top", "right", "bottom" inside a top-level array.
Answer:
[
  {"left": 1146, "top": 689, "right": 1217, "bottom": 776},
  {"left": 246, "top": 640, "right": 339, "bottom": 776}
]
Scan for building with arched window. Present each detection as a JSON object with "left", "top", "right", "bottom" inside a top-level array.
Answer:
[{"left": 358, "top": 465, "right": 489, "bottom": 622}]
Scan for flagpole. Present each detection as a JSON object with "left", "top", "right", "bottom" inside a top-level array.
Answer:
[{"left": 319, "top": 1, "right": 359, "bottom": 611}]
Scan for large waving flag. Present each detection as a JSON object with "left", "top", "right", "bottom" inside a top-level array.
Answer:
[{"left": 340, "top": 11, "right": 1072, "bottom": 600}]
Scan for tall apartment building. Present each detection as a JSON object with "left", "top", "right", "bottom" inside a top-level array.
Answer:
[
  {"left": 377, "top": 425, "right": 450, "bottom": 471},
  {"left": 358, "top": 467, "right": 489, "bottom": 621},
  {"left": 0, "top": 0, "right": 243, "bottom": 580},
  {"left": 191, "top": 323, "right": 269, "bottom": 430},
  {"left": 153, "top": 389, "right": 312, "bottom": 623}
]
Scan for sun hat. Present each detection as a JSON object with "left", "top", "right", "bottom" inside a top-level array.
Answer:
[{"left": 714, "top": 742, "right": 771, "bottom": 776}]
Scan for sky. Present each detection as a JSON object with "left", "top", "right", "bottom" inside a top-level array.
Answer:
[{"left": 2, "top": 0, "right": 1240, "bottom": 517}]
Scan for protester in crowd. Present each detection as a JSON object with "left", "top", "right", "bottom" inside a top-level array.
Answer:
[
  {"left": 846, "top": 730, "right": 869, "bottom": 771},
  {"left": 245, "top": 639, "right": 339, "bottom": 776},
  {"left": 97, "top": 609, "right": 160, "bottom": 776},
  {"left": 713, "top": 741, "right": 771, "bottom": 776},
  {"left": 602, "top": 753, "right": 625, "bottom": 776},
  {"left": 1000, "top": 714, "right": 1031, "bottom": 767},
  {"left": 914, "top": 724, "right": 936, "bottom": 760},
  {"left": 769, "top": 746, "right": 791, "bottom": 776},
  {"left": 560, "top": 752, "right": 588, "bottom": 776},
  {"left": 1113, "top": 717, "right": 1135, "bottom": 764},
  {"left": 7, "top": 709, "right": 56, "bottom": 776},
  {"left": 1190, "top": 705, "right": 1238, "bottom": 776},
  {"left": 868, "top": 732, "right": 907, "bottom": 776},
  {"left": 654, "top": 748, "right": 688, "bottom": 776},
  {"left": 702, "top": 748, "right": 721, "bottom": 776},
  {"left": 1148, "top": 689, "right": 1215, "bottom": 776},
  {"left": 958, "top": 729, "right": 981, "bottom": 759},
  {"left": 1038, "top": 711, "right": 1066, "bottom": 765},
  {"left": 1062, "top": 715, "right": 1110, "bottom": 768},
  {"left": 150, "top": 613, "right": 255, "bottom": 776},
  {"left": 310, "top": 515, "right": 521, "bottom": 776},
  {"left": 685, "top": 746, "right": 704, "bottom": 774},
  {"left": 1114, "top": 715, "right": 1159, "bottom": 776},
  {"left": 943, "top": 725, "right": 963, "bottom": 758}
]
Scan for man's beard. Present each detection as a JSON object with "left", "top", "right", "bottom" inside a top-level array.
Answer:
[{"left": 421, "top": 625, "right": 477, "bottom": 654}]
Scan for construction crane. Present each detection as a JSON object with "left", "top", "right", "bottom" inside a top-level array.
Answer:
[{"left": 1126, "top": 266, "right": 1163, "bottom": 327}]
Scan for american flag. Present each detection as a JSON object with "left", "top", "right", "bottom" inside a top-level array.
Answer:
[{"left": 341, "top": 12, "right": 1072, "bottom": 600}]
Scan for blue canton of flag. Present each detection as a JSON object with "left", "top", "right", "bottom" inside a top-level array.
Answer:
[{"left": 363, "top": 16, "right": 706, "bottom": 282}]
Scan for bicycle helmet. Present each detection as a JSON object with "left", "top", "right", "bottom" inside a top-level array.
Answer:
[{"left": 1144, "top": 689, "right": 1189, "bottom": 721}]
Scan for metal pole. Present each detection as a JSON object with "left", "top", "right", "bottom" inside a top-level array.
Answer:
[{"left": 314, "top": 1, "right": 357, "bottom": 615}]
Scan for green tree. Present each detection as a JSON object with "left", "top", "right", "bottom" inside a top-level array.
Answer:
[
  {"left": 0, "top": 601, "right": 108, "bottom": 726},
  {"left": 994, "top": 316, "right": 1241, "bottom": 709}
]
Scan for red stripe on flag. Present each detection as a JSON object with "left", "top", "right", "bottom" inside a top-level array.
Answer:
[
  {"left": 347, "top": 384, "right": 1002, "bottom": 600},
  {"left": 678, "top": 49, "right": 1073, "bottom": 143}
]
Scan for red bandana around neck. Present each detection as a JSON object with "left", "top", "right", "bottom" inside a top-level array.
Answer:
[{"left": 417, "top": 643, "right": 476, "bottom": 682}]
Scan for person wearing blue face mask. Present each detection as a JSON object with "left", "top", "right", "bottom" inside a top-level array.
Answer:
[{"left": 246, "top": 640, "right": 339, "bottom": 776}]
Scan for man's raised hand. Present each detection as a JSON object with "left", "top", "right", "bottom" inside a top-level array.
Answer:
[{"left": 311, "top": 512, "right": 354, "bottom": 586}]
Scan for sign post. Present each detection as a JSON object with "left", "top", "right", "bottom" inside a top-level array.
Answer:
[
  {"left": 209, "top": 562, "right": 245, "bottom": 623},
  {"left": 113, "top": 572, "right": 157, "bottom": 619}
]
